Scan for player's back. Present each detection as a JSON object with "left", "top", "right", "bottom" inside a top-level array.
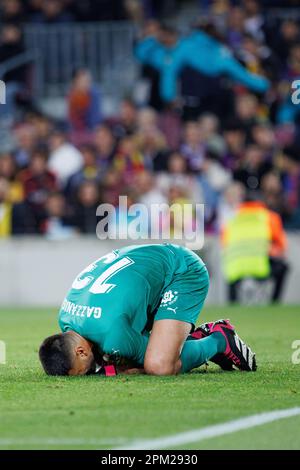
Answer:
[{"left": 59, "top": 244, "right": 187, "bottom": 346}]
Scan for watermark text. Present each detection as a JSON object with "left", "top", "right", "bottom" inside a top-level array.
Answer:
[
  {"left": 0, "top": 340, "right": 6, "bottom": 364},
  {"left": 96, "top": 196, "right": 205, "bottom": 249},
  {"left": 0, "top": 80, "right": 6, "bottom": 104},
  {"left": 291, "top": 340, "right": 300, "bottom": 364},
  {"left": 291, "top": 80, "right": 300, "bottom": 105}
]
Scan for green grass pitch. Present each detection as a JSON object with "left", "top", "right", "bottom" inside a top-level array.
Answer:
[{"left": 1, "top": 305, "right": 300, "bottom": 450}]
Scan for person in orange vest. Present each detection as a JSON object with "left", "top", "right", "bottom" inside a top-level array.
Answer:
[{"left": 222, "top": 192, "right": 289, "bottom": 303}]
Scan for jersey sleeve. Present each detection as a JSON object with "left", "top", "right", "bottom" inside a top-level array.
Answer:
[
  {"left": 102, "top": 316, "right": 149, "bottom": 366},
  {"left": 219, "top": 50, "right": 270, "bottom": 93}
]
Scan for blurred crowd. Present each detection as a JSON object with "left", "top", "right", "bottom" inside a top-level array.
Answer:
[
  {"left": 0, "top": 0, "right": 129, "bottom": 23},
  {"left": 0, "top": 1, "right": 299, "bottom": 24},
  {"left": 1, "top": 0, "right": 300, "bottom": 239},
  {"left": 0, "top": 0, "right": 189, "bottom": 24}
]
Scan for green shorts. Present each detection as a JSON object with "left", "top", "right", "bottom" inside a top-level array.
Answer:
[{"left": 154, "top": 245, "right": 210, "bottom": 330}]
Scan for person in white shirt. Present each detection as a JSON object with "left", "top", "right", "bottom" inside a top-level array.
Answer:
[{"left": 48, "top": 130, "right": 83, "bottom": 187}]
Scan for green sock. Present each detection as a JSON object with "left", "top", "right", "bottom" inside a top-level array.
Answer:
[{"left": 180, "top": 333, "right": 226, "bottom": 373}]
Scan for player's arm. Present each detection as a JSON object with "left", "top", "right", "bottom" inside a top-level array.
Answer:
[
  {"left": 102, "top": 316, "right": 149, "bottom": 367},
  {"left": 117, "top": 365, "right": 145, "bottom": 375},
  {"left": 218, "top": 48, "right": 270, "bottom": 93},
  {"left": 97, "top": 361, "right": 145, "bottom": 376},
  {"left": 134, "top": 36, "right": 163, "bottom": 69}
]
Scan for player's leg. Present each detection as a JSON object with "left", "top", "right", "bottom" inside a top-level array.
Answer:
[
  {"left": 180, "top": 329, "right": 226, "bottom": 373},
  {"left": 144, "top": 319, "right": 191, "bottom": 375},
  {"left": 144, "top": 318, "right": 226, "bottom": 375},
  {"left": 144, "top": 247, "right": 226, "bottom": 375}
]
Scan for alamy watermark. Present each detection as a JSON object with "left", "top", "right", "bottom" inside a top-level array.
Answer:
[
  {"left": 291, "top": 340, "right": 300, "bottom": 365},
  {"left": 0, "top": 80, "right": 6, "bottom": 104},
  {"left": 291, "top": 80, "right": 300, "bottom": 105},
  {"left": 96, "top": 196, "right": 205, "bottom": 250},
  {"left": 0, "top": 340, "right": 6, "bottom": 364}
]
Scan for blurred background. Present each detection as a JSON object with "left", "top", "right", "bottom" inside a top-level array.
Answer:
[{"left": 0, "top": 0, "right": 300, "bottom": 306}]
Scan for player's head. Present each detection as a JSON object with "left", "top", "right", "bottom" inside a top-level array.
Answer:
[{"left": 39, "top": 331, "right": 96, "bottom": 376}]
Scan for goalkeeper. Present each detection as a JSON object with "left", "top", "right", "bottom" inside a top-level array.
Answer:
[{"left": 39, "top": 244, "right": 256, "bottom": 376}]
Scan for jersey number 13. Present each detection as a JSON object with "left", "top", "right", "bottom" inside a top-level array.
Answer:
[{"left": 71, "top": 251, "right": 134, "bottom": 294}]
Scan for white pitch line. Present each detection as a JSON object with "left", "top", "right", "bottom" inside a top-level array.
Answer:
[{"left": 116, "top": 407, "right": 300, "bottom": 450}]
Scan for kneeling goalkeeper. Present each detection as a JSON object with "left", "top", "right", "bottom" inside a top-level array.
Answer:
[{"left": 39, "top": 243, "right": 256, "bottom": 376}]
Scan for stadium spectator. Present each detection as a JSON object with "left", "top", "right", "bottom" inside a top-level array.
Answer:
[
  {"left": 48, "top": 130, "right": 83, "bottom": 187},
  {"left": 180, "top": 121, "right": 206, "bottom": 172},
  {"left": 285, "top": 42, "right": 300, "bottom": 81},
  {"left": 217, "top": 181, "right": 246, "bottom": 229},
  {"left": 233, "top": 144, "right": 273, "bottom": 191},
  {"left": 271, "top": 19, "right": 300, "bottom": 66},
  {"left": 71, "top": 180, "right": 101, "bottom": 234},
  {"left": 0, "top": 177, "right": 14, "bottom": 237},
  {"left": 238, "top": 34, "right": 280, "bottom": 82},
  {"left": 156, "top": 151, "right": 203, "bottom": 204},
  {"left": 68, "top": 69, "right": 102, "bottom": 135},
  {"left": 101, "top": 168, "right": 123, "bottom": 206},
  {"left": 107, "top": 99, "right": 138, "bottom": 138},
  {"left": 279, "top": 145, "right": 300, "bottom": 228},
  {"left": 30, "top": 0, "right": 74, "bottom": 23},
  {"left": 71, "top": 0, "right": 127, "bottom": 22},
  {"left": 0, "top": 176, "right": 34, "bottom": 236},
  {"left": 234, "top": 93, "right": 260, "bottom": 137},
  {"left": 27, "top": 112, "right": 54, "bottom": 144},
  {"left": 227, "top": 6, "right": 246, "bottom": 51},
  {"left": 65, "top": 144, "right": 101, "bottom": 203},
  {"left": 135, "top": 107, "right": 167, "bottom": 168},
  {"left": 23, "top": 0, "right": 44, "bottom": 18},
  {"left": 251, "top": 123, "right": 275, "bottom": 156},
  {"left": 93, "top": 125, "right": 117, "bottom": 171},
  {"left": 222, "top": 120, "right": 246, "bottom": 171},
  {"left": 18, "top": 147, "right": 57, "bottom": 232},
  {"left": 13, "top": 124, "right": 37, "bottom": 169},
  {"left": 0, "top": 23, "right": 26, "bottom": 120},
  {"left": 42, "top": 192, "right": 75, "bottom": 240},
  {"left": 164, "top": 183, "right": 196, "bottom": 239},
  {"left": 1, "top": 0, "right": 25, "bottom": 24},
  {"left": 135, "top": 169, "right": 167, "bottom": 208},
  {"left": 199, "top": 149, "right": 232, "bottom": 230},
  {"left": 261, "top": 171, "right": 289, "bottom": 220},
  {"left": 134, "top": 21, "right": 270, "bottom": 105},
  {"left": 0, "top": 152, "right": 23, "bottom": 203},
  {"left": 243, "top": 0, "right": 265, "bottom": 40},
  {"left": 222, "top": 192, "right": 289, "bottom": 303},
  {"left": 113, "top": 135, "right": 146, "bottom": 183},
  {"left": 198, "top": 113, "right": 226, "bottom": 156}
]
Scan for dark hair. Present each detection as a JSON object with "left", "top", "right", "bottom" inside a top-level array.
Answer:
[
  {"left": 78, "top": 143, "right": 98, "bottom": 156},
  {"left": 160, "top": 23, "right": 178, "bottom": 36},
  {"left": 31, "top": 146, "right": 49, "bottom": 161},
  {"left": 283, "top": 145, "right": 300, "bottom": 163},
  {"left": 223, "top": 119, "right": 244, "bottom": 133},
  {"left": 192, "top": 20, "right": 225, "bottom": 43},
  {"left": 72, "top": 67, "right": 90, "bottom": 80},
  {"left": 39, "top": 333, "right": 73, "bottom": 376},
  {"left": 244, "top": 190, "right": 263, "bottom": 203}
]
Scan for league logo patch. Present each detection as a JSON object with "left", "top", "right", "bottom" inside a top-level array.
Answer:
[{"left": 160, "top": 290, "right": 178, "bottom": 307}]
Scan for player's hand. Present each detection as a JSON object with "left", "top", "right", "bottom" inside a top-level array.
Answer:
[{"left": 117, "top": 366, "right": 145, "bottom": 375}]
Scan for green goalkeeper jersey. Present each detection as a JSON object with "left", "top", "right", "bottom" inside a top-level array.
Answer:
[{"left": 59, "top": 243, "right": 209, "bottom": 365}]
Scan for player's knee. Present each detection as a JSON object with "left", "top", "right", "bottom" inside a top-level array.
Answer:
[{"left": 144, "top": 356, "right": 176, "bottom": 376}]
